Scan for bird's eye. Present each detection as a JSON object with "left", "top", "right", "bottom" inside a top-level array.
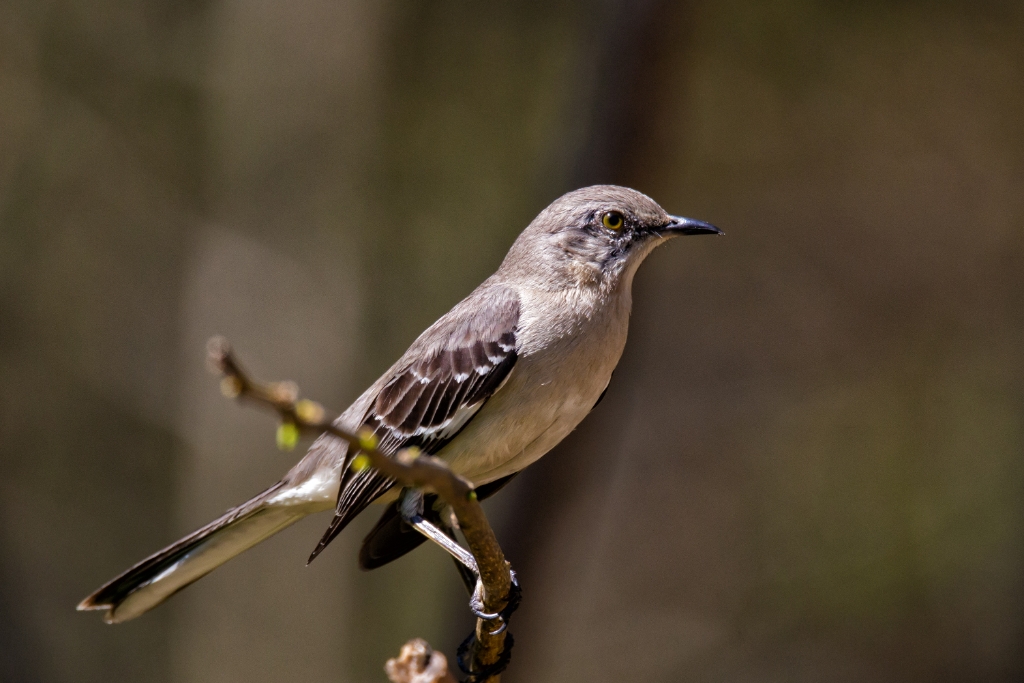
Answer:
[{"left": 602, "top": 211, "right": 624, "bottom": 230}]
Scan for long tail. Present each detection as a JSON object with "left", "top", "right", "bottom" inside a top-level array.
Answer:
[{"left": 78, "top": 482, "right": 318, "bottom": 623}]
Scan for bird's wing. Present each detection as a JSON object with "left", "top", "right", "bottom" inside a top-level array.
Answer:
[{"left": 307, "top": 284, "right": 520, "bottom": 562}]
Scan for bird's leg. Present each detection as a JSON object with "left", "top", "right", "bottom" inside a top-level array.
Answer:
[
  {"left": 438, "top": 504, "right": 478, "bottom": 594},
  {"left": 399, "top": 489, "right": 519, "bottom": 629},
  {"left": 399, "top": 489, "right": 478, "bottom": 573}
]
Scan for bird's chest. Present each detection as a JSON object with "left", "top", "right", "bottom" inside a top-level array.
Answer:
[
  {"left": 442, "top": 286, "right": 631, "bottom": 482},
  {"left": 517, "top": 296, "right": 628, "bottom": 412}
]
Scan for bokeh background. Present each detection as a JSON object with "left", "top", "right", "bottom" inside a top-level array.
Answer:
[{"left": 2, "top": 1, "right": 1023, "bottom": 681}]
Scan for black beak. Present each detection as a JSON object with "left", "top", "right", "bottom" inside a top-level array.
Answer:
[{"left": 663, "top": 215, "right": 723, "bottom": 236}]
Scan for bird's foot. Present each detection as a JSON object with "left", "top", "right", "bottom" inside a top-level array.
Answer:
[{"left": 469, "top": 570, "right": 521, "bottom": 635}]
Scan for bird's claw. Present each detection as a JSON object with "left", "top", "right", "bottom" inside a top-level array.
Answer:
[
  {"left": 468, "top": 570, "right": 520, "bottom": 635},
  {"left": 469, "top": 578, "right": 501, "bottom": 620}
]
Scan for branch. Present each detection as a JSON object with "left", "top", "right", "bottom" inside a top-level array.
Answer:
[{"left": 206, "top": 337, "right": 515, "bottom": 682}]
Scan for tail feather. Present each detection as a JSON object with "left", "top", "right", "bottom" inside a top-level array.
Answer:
[{"left": 78, "top": 482, "right": 314, "bottom": 623}]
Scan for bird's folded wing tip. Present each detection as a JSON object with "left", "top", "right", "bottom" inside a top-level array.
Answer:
[
  {"left": 77, "top": 597, "right": 120, "bottom": 623},
  {"left": 76, "top": 598, "right": 106, "bottom": 611}
]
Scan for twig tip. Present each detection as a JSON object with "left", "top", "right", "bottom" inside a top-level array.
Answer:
[{"left": 206, "top": 336, "right": 232, "bottom": 374}]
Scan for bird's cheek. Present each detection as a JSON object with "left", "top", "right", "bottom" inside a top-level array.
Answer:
[{"left": 566, "top": 260, "right": 602, "bottom": 287}]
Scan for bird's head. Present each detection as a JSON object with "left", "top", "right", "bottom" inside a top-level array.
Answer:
[{"left": 499, "top": 185, "right": 721, "bottom": 291}]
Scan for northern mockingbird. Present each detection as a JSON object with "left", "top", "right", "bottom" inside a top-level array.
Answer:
[{"left": 79, "top": 185, "right": 721, "bottom": 623}]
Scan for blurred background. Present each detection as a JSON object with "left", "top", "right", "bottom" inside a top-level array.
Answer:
[{"left": 2, "top": 1, "right": 1023, "bottom": 681}]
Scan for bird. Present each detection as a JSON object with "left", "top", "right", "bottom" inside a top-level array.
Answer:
[{"left": 78, "top": 184, "right": 721, "bottom": 623}]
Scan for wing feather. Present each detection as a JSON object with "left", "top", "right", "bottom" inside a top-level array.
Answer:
[{"left": 307, "top": 284, "right": 520, "bottom": 562}]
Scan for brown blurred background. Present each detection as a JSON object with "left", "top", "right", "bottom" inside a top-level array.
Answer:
[{"left": 2, "top": 1, "right": 1023, "bottom": 681}]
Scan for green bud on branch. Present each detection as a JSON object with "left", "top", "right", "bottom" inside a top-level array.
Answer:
[
  {"left": 358, "top": 428, "right": 378, "bottom": 451},
  {"left": 276, "top": 422, "right": 300, "bottom": 451},
  {"left": 295, "top": 399, "right": 325, "bottom": 424}
]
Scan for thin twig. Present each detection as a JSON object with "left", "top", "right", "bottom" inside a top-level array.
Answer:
[{"left": 206, "top": 337, "right": 514, "bottom": 681}]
